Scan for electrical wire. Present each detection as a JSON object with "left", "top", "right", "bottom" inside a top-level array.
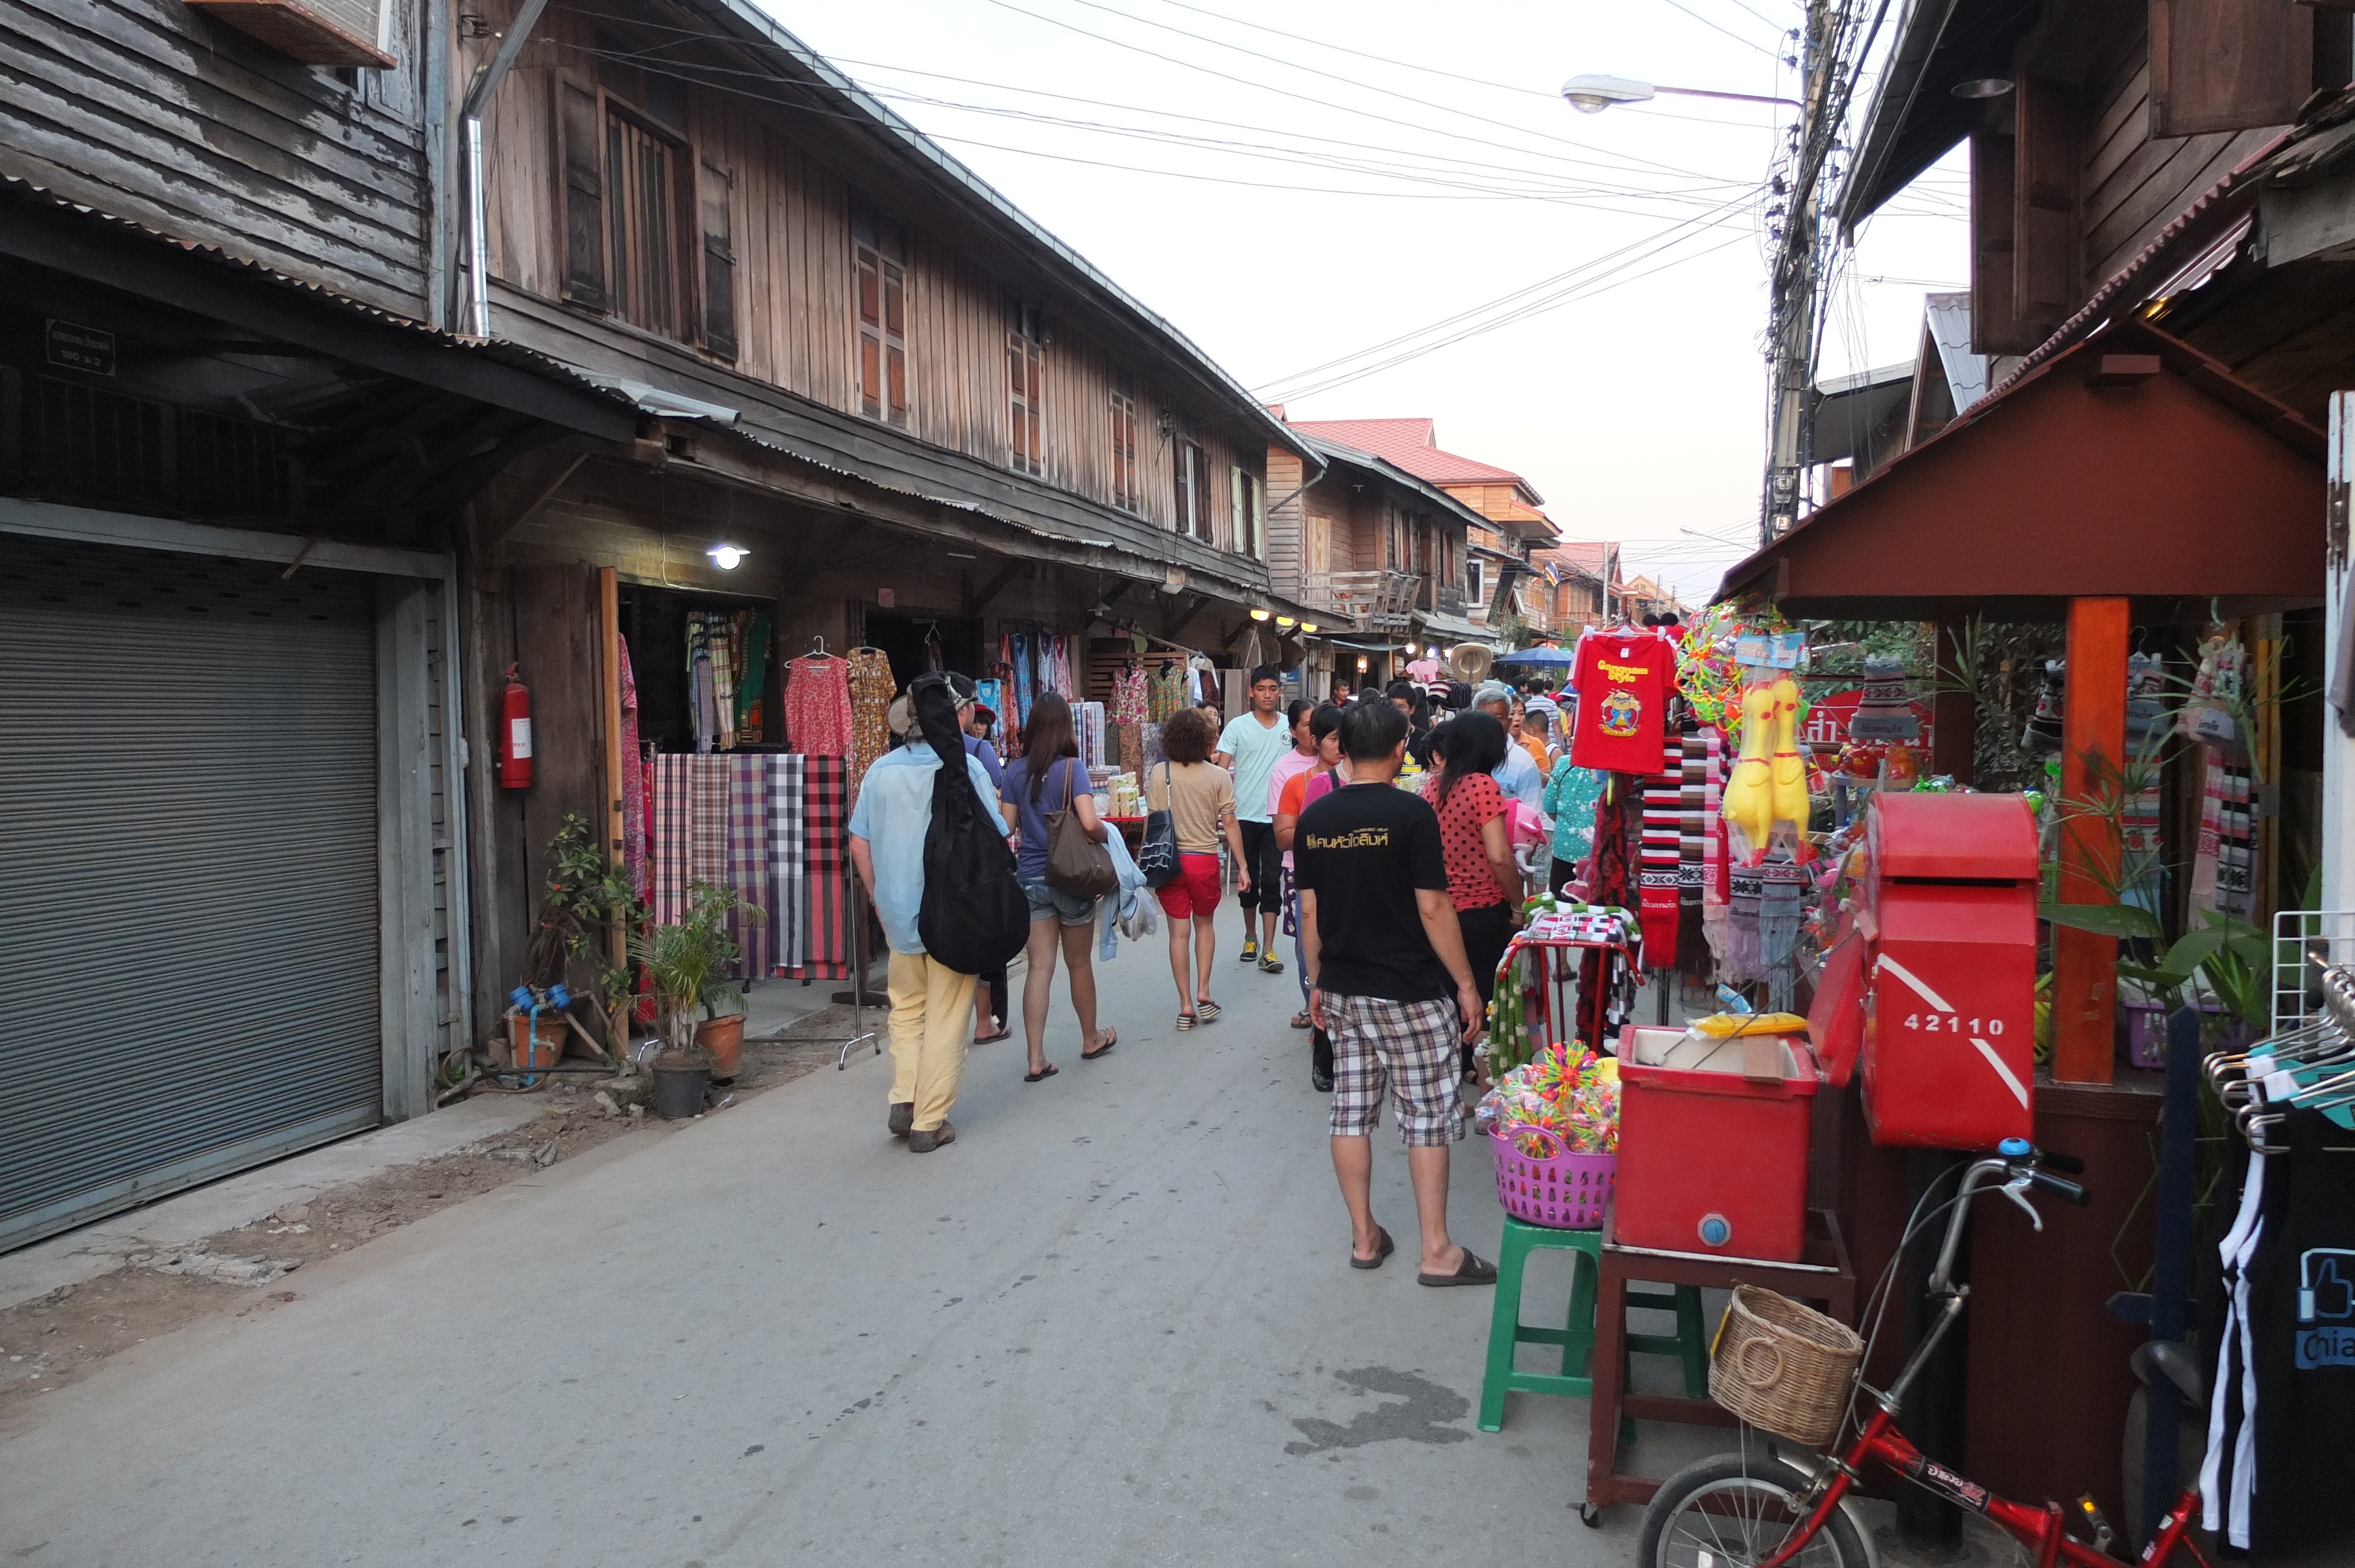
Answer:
[
  {"left": 975, "top": 0, "right": 1731, "bottom": 181},
  {"left": 1662, "top": 0, "right": 1790, "bottom": 56},
  {"left": 1257, "top": 190, "right": 1764, "bottom": 390}
]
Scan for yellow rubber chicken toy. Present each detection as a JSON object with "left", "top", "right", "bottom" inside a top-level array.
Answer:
[
  {"left": 1768, "top": 674, "right": 1812, "bottom": 853},
  {"left": 1722, "top": 679, "right": 1779, "bottom": 862}
]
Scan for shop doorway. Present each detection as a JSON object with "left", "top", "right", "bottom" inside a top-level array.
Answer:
[
  {"left": 861, "top": 610, "right": 980, "bottom": 692},
  {"left": 618, "top": 582, "right": 781, "bottom": 753}
]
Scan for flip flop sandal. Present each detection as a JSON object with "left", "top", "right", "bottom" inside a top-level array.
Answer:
[
  {"left": 1417, "top": 1249, "right": 1500, "bottom": 1287},
  {"left": 1023, "top": 1062, "right": 1059, "bottom": 1082},
  {"left": 1080, "top": 1031, "right": 1118, "bottom": 1061},
  {"left": 974, "top": 1028, "right": 1013, "bottom": 1044},
  {"left": 1259, "top": 955, "right": 1285, "bottom": 974},
  {"left": 1289, "top": 1011, "right": 1314, "bottom": 1030},
  {"left": 1196, "top": 1000, "right": 1222, "bottom": 1022},
  {"left": 1349, "top": 1227, "right": 1396, "bottom": 1271},
  {"left": 1175, "top": 1012, "right": 1197, "bottom": 1032}
]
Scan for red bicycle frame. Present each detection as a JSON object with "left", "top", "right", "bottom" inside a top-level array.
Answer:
[{"left": 1760, "top": 1406, "right": 2214, "bottom": 1568}]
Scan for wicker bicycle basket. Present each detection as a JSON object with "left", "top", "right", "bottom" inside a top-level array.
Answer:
[{"left": 1707, "top": 1284, "right": 1866, "bottom": 1447}]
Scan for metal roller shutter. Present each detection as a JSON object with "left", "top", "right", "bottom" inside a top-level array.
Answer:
[{"left": 0, "top": 539, "right": 382, "bottom": 1251}]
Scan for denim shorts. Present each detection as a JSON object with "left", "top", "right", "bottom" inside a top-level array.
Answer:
[{"left": 1021, "top": 878, "right": 1099, "bottom": 926}]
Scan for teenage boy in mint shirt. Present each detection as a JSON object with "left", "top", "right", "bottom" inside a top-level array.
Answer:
[{"left": 1215, "top": 665, "right": 1291, "bottom": 971}]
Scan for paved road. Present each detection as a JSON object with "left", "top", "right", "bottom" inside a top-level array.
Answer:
[{"left": 2, "top": 933, "right": 1717, "bottom": 1566}]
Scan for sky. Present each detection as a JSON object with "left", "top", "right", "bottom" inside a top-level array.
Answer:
[{"left": 770, "top": 0, "right": 1969, "bottom": 604}]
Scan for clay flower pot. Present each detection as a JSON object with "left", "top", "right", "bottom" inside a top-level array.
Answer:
[{"left": 695, "top": 1014, "right": 745, "bottom": 1082}]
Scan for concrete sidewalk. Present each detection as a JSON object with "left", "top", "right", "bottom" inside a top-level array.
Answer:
[{"left": 1, "top": 925, "right": 1720, "bottom": 1566}]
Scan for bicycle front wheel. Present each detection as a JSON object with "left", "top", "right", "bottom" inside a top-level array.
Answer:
[{"left": 1637, "top": 1451, "right": 1868, "bottom": 1568}]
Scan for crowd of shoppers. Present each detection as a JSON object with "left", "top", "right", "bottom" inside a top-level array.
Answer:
[{"left": 844, "top": 663, "right": 1611, "bottom": 1289}]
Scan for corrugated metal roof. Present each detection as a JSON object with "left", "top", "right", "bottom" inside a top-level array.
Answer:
[{"left": 1287, "top": 418, "right": 1538, "bottom": 495}]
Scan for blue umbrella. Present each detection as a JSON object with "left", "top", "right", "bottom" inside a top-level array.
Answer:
[{"left": 1493, "top": 646, "right": 1578, "bottom": 667}]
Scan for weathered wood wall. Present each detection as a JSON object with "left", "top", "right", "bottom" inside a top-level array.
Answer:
[
  {"left": 0, "top": 0, "right": 433, "bottom": 315},
  {"left": 2079, "top": 25, "right": 2279, "bottom": 290},
  {"left": 464, "top": 0, "right": 1266, "bottom": 548}
]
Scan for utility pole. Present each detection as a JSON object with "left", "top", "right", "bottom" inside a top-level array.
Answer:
[{"left": 1760, "top": 0, "right": 1842, "bottom": 546}]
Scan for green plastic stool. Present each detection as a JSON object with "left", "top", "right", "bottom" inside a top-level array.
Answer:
[{"left": 1477, "top": 1214, "right": 1709, "bottom": 1433}]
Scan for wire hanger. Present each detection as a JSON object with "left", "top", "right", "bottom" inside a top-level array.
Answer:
[{"left": 805, "top": 635, "right": 834, "bottom": 659}]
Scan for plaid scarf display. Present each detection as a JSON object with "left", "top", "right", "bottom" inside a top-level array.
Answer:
[
  {"left": 771, "top": 755, "right": 807, "bottom": 973},
  {"left": 787, "top": 756, "right": 850, "bottom": 981},
  {"left": 725, "top": 755, "right": 772, "bottom": 978},
  {"left": 1638, "top": 725, "right": 1683, "bottom": 971},
  {"left": 651, "top": 755, "right": 692, "bottom": 926}
]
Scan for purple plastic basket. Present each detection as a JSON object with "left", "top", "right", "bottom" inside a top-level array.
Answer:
[{"left": 1490, "top": 1123, "right": 1617, "bottom": 1230}]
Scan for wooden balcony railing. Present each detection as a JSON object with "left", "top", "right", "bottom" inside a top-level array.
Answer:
[{"left": 1300, "top": 570, "right": 1422, "bottom": 632}]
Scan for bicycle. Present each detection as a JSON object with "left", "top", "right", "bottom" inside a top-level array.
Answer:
[{"left": 1637, "top": 1138, "right": 2213, "bottom": 1568}]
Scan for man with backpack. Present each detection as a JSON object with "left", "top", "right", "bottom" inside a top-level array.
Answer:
[{"left": 848, "top": 672, "right": 1008, "bottom": 1154}]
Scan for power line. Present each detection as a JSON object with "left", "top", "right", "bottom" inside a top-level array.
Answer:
[
  {"left": 979, "top": 0, "right": 1722, "bottom": 182},
  {"left": 1661, "top": 0, "right": 1789, "bottom": 56}
]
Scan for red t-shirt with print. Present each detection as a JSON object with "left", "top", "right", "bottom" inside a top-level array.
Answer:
[
  {"left": 1571, "top": 632, "right": 1673, "bottom": 773},
  {"left": 1422, "top": 770, "right": 1511, "bottom": 911}
]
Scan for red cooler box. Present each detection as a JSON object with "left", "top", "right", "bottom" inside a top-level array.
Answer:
[{"left": 1614, "top": 1025, "right": 1818, "bottom": 1263}]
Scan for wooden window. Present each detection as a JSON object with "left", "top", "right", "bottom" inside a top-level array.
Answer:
[
  {"left": 605, "top": 108, "right": 686, "bottom": 338},
  {"left": 1466, "top": 559, "right": 1484, "bottom": 606},
  {"left": 1968, "top": 129, "right": 2032, "bottom": 354},
  {"left": 1229, "top": 466, "right": 1263, "bottom": 558},
  {"left": 2151, "top": 0, "right": 2313, "bottom": 137},
  {"left": 1007, "top": 300, "right": 1043, "bottom": 476},
  {"left": 1174, "top": 437, "right": 1207, "bottom": 538},
  {"left": 1109, "top": 387, "right": 1140, "bottom": 511},
  {"left": 853, "top": 204, "right": 910, "bottom": 427},
  {"left": 556, "top": 77, "right": 609, "bottom": 311},
  {"left": 2014, "top": 77, "right": 2079, "bottom": 337},
  {"left": 698, "top": 158, "right": 737, "bottom": 360}
]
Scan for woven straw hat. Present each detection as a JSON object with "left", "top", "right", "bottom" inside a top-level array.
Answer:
[{"left": 1448, "top": 642, "right": 1495, "bottom": 684}]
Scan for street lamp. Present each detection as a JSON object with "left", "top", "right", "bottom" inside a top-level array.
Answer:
[{"left": 1560, "top": 72, "right": 1800, "bottom": 113}]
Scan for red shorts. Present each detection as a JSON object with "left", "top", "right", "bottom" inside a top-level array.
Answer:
[{"left": 1155, "top": 852, "right": 1225, "bottom": 922}]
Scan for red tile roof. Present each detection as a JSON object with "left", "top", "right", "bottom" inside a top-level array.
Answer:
[{"left": 1289, "top": 418, "right": 1538, "bottom": 496}]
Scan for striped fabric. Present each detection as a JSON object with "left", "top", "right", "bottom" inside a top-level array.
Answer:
[
  {"left": 771, "top": 755, "right": 807, "bottom": 973},
  {"left": 726, "top": 755, "right": 771, "bottom": 978},
  {"left": 651, "top": 755, "right": 692, "bottom": 926},
  {"left": 1676, "top": 716, "right": 1709, "bottom": 978},
  {"left": 788, "top": 756, "right": 850, "bottom": 981},
  {"left": 1638, "top": 732, "right": 1683, "bottom": 971},
  {"left": 689, "top": 755, "right": 729, "bottom": 897}
]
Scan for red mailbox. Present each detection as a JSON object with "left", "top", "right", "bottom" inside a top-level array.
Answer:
[{"left": 1852, "top": 793, "right": 2039, "bottom": 1150}]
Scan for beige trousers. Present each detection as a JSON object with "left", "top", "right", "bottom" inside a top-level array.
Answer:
[{"left": 886, "top": 951, "right": 977, "bottom": 1132}]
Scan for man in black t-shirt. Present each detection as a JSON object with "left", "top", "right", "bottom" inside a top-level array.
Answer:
[{"left": 1296, "top": 701, "right": 1497, "bottom": 1288}]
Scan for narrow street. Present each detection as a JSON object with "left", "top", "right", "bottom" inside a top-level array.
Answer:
[{"left": 0, "top": 945, "right": 1697, "bottom": 1566}]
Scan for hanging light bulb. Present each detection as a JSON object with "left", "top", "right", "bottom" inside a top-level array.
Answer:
[
  {"left": 1249, "top": 608, "right": 1272, "bottom": 622},
  {"left": 706, "top": 543, "right": 748, "bottom": 570}
]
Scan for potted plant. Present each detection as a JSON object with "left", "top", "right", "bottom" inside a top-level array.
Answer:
[
  {"left": 630, "top": 882, "right": 761, "bottom": 1113},
  {"left": 536, "top": 812, "right": 650, "bottom": 1073}
]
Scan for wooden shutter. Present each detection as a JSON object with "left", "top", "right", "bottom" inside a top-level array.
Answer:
[
  {"left": 855, "top": 245, "right": 883, "bottom": 417},
  {"left": 2014, "top": 77, "right": 2081, "bottom": 334},
  {"left": 698, "top": 158, "right": 737, "bottom": 360},
  {"left": 2151, "top": 0, "right": 2312, "bottom": 137},
  {"left": 556, "top": 77, "right": 608, "bottom": 310},
  {"left": 883, "top": 256, "right": 907, "bottom": 423},
  {"left": 1970, "top": 129, "right": 2035, "bottom": 354}
]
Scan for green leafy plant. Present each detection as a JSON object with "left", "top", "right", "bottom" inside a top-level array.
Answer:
[
  {"left": 533, "top": 813, "right": 647, "bottom": 1060},
  {"left": 628, "top": 881, "right": 761, "bottom": 1059}
]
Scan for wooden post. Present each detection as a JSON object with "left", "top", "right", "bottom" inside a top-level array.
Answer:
[
  {"left": 598, "top": 566, "right": 628, "bottom": 1056},
  {"left": 2054, "top": 596, "right": 2127, "bottom": 1085},
  {"left": 1932, "top": 611, "right": 1975, "bottom": 785}
]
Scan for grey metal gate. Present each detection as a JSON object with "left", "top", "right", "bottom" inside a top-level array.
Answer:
[{"left": 0, "top": 539, "right": 382, "bottom": 1251}]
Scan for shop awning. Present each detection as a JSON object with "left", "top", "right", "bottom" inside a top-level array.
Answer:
[
  {"left": 1415, "top": 610, "right": 1489, "bottom": 642},
  {"left": 1716, "top": 322, "right": 2326, "bottom": 620}
]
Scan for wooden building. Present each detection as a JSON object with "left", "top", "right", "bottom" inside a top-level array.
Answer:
[
  {"left": 1720, "top": 0, "right": 2355, "bottom": 1536},
  {"left": 1283, "top": 417, "right": 1555, "bottom": 652},
  {"left": 0, "top": 0, "right": 1316, "bottom": 1246},
  {"left": 1264, "top": 426, "right": 1485, "bottom": 693}
]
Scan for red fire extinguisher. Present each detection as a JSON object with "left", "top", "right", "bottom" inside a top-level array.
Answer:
[{"left": 499, "top": 665, "right": 533, "bottom": 790}]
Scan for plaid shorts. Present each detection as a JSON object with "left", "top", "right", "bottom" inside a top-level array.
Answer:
[{"left": 1324, "top": 992, "right": 1467, "bottom": 1148}]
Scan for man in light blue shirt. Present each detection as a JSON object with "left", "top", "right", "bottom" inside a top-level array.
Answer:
[
  {"left": 1474, "top": 681, "right": 1545, "bottom": 811},
  {"left": 849, "top": 673, "right": 1000, "bottom": 1152},
  {"left": 1213, "top": 664, "right": 1293, "bottom": 968}
]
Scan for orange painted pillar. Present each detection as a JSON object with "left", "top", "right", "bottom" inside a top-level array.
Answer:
[{"left": 2052, "top": 596, "right": 2127, "bottom": 1085}]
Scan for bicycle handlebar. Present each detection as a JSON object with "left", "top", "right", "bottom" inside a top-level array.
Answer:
[
  {"left": 2035, "top": 1148, "right": 2087, "bottom": 1175},
  {"left": 2027, "top": 1167, "right": 2091, "bottom": 1207}
]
